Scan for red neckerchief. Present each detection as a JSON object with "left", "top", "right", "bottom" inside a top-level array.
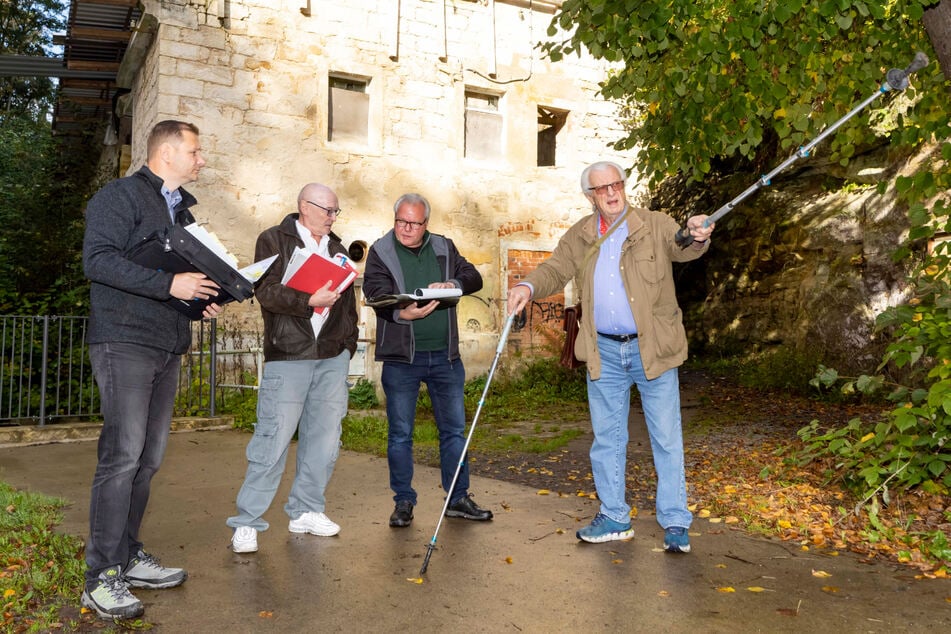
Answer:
[{"left": 599, "top": 212, "right": 609, "bottom": 236}]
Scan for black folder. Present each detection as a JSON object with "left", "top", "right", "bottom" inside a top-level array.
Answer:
[{"left": 127, "top": 224, "right": 257, "bottom": 320}]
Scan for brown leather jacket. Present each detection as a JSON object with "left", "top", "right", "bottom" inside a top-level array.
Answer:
[{"left": 253, "top": 214, "right": 358, "bottom": 362}]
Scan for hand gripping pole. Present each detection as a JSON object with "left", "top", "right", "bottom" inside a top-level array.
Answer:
[{"left": 674, "top": 52, "right": 929, "bottom": 248}]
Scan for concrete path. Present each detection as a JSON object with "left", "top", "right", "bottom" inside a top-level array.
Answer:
[{"left": 1, "top": 429, "right": 948, "bottom": 633}]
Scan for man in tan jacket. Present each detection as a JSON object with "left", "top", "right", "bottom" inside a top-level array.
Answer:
[{"left": 507, "top": 160, "right": 714, "bottom": 552}]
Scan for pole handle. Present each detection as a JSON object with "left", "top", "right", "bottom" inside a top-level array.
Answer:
[
  {"left": 675, "top": 215, "right": 715, "bottom": 248},
  {"left": 674, "top": 226, "right": 694, "bottom": 248}
]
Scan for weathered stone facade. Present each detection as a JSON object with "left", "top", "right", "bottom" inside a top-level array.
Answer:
[{"left": 115, "top": 0, "right": 636, "bottom": 379}]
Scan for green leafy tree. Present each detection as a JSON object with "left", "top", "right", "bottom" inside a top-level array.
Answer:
[
  {"left": 543, "top": 0, "right": 946, "bottom": 186},
  {"left": 543, "top": 1, "right": 951, "bottom": 496},
  {"left": 0, "top": 0, "right": 66, "bottom": 118},
  {"left": 0, "top": 0, "right": 93, "bottom": 314}
]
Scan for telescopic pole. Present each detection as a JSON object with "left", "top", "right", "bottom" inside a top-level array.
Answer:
[
  {"left": 419, "top": 312, "right": 516, "bottom": 576},
  {"left": 674, "top": 52, "right": 929, "bottom": 248}
]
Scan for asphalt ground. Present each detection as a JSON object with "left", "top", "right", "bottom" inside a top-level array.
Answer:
[{"left": 1, "top": 428, "right": 949, "bottom": 633}]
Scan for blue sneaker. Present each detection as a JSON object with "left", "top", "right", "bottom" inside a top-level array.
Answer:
[
  {"left": 664, "top": 526, "right": 691, "bottom": 553},
  {"left": 576, "top": 512, "right": 634, "bottom": 543}
]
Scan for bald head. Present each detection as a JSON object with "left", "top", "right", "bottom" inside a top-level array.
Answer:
[{"left": 296, "top": 183, "right": 340, "bottom": 240}]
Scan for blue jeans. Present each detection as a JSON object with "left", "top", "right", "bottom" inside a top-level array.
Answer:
[
  {"left": 85, "top": 342, "right": 180, "bottom": 588},
  {"left": 226, "top": 353, "right": 349, "bottom": 531},
  {"left": 586, "top": 335, "right": 692, "bottom": 529},
  {"left": 381, "top": 351, "right": 468, "bottom": 505}
]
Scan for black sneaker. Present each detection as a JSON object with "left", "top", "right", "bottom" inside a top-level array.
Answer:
[
  {"left": 80, "top": 565, "right": 144, "bottom": 620},
  {"left": 389, "top": 500, "right": 414, "bottom": 527},
  {"left": 446, "top": 494, "right": 493, "bottom": 521}
]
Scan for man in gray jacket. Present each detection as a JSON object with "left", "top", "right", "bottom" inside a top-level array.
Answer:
[
  {"left": 507, "top": 161, "right": 714, "bottom": 553},
  {"left": 82, "top": 120, "right": 222, "bottom": 620},
  {"left": 363, "top": 193, "right": 493, "bottom": 528}
]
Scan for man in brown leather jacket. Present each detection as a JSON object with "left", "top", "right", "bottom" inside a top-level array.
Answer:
[{"left": 226, "top": 183, "right": 358, "bottom": 554}]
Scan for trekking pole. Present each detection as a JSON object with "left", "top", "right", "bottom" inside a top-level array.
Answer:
[
  {"left": 674, "top": 52, "right": 929, "bottom": 248},
  {"left": 419, "top": 312, "right": 516, "bottom": 576}
]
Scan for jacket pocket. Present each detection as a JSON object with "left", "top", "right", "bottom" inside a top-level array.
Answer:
[
  {"left": 652, "top": 306, "right": 686, "bottom": 358},
  {"left": 270, "top": 319, "right": 313, "bottom": 356},
  {"left": 628, "top": 240, "right": 665, "bottom": 285}
]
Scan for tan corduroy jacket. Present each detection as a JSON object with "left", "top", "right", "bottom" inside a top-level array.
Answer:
[{"left": 522, "top": 206, "right": 709, "bottom": 380}]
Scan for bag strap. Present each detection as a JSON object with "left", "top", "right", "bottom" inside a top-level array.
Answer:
[{"left": 580, "top": 205, "right": 635, "bottom": 270}]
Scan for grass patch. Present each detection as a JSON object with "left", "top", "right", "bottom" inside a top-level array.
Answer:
[
  {"left": 339, "top": 358, "right": 590, "bottom": 459},
  {"left": 690, "top": 346, "right": 827, "bottom": 396},
  {"left": 0, "top": 483, "right": 90, "bottom": 632}
]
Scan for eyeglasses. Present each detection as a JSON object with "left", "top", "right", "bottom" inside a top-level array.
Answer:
[
  {"left": 395, "top": 218, "right": 427, "bottom": 230},
  {"left": 587, "top": 180, "right": 625, "bottom": 195},
  {"left": 305, "top": 200, "right": 342, "bottom": 216}
]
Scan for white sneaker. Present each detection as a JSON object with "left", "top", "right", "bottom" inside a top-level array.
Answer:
[
  {"left": 232, "top": 526, "right": 258, "bottom": 553},
  {"left": 288, "top": 511, "right": 340, "bottom": 537}
]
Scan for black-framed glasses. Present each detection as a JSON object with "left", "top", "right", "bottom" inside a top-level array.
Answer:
[
  {"left": 587, "top": 180, "right": 625, "bottom": 195},
  {"left": 306, "top": 200, "right": 342, "bottom": 216},
  {"left": 395, "top": 218, "right": 427, "bottom": 230}
]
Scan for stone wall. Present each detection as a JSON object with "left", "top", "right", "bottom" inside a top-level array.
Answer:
[{"left": 121, "top": 0, "right": 635, "bottom": 378}]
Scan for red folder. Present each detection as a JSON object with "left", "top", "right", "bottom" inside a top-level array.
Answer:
[{"left": 282, "top": 249, "right": 358, "bottom": 315}]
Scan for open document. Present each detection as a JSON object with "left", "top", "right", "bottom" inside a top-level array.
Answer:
[
  {"left": 364, "top": 287, "right": 462, "bottom": 308},
  {"left": 183, "top": 223, "right": 276, "bottom": 283}
]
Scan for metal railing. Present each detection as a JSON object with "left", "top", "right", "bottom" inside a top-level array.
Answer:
[
  {"left": 0, "top": 315, "right": 257, "bottom": 426},
  {"left": 0, "top": 316, "right": 99, "bottom": 425}
]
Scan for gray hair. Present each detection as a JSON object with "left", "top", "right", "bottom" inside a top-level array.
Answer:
[
  {"left": 393, "top": 193, "right": 431, "bottom": 219},
  {"left": 580, "top": 161, "right": 628, "bottom": 193}
]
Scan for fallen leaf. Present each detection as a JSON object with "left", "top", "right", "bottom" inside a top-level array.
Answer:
[
  {"left": 821, "top": 586, "right": 839, "bottom": 593},
  {"left": 698, "top": 509, "right": 711, "bottom": 518},
  {"left": 715, "top": 563, "right": 727, "bottom": 569},
  {"left": 536, "top": 489, "right": 550, "bottom": 496},
  {"left": 406, "top": 577, "right": 424, "bottom": 584},
  {"left": 2, "top": 590, "right": 14, "bottom": 599},
  {"left": 717, "top": 586, "right": 736, "bottom": 593},
  {"left": 811, "top": 570, "right": 832, "bottom": 578},
  {"left": 612, "top": 559, "right": 623, "bottom": 564},
  {"left": 504, "top": 557, "right": 513, "bottom": 564},
  {"left": 708, "top": 517, "right": 722, "bottom": 524},
  {"left": 258, "top": 611, "right": 273, "bottom": 618},
  {"left": 746, "top": 586, "right": 766, "bottom": 593},
  {"left": 658, "top": 590, "right": 670, "bottom": 597}
]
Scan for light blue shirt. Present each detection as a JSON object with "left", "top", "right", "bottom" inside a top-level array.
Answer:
[
  {"left": 161, "top": 185, "right": 182, "bottom": 222},
  {"left": 592, "top": 215, "right": 638, "bottom": 335}
]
